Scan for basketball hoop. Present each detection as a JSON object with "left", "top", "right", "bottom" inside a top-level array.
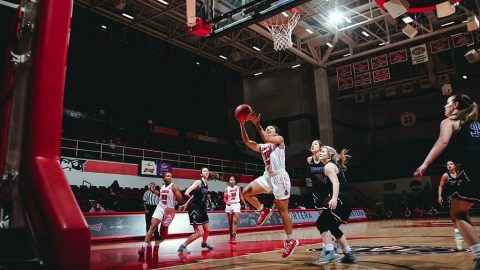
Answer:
[{"left": 260, "top": 8, "right": 301, "bottom": 51}]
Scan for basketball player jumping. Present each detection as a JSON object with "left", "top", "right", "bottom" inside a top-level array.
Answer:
[{"left": 240, "top": 112, "right": 299, "bottom": 258}]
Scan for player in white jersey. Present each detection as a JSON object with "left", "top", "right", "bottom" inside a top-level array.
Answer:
[
  {"left": 240, "top": 112, "right": 299, "bottom": 259},
  {"left": 223, "top": 175, "right": 247, "bottom": 244},
  {"left": 138, "top": 172, "right": 182, "bottom": 256}
]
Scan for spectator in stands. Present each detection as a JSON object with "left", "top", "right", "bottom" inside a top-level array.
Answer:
[
  {"left": 205, "top": 193, "right": 217, "bottom": 211},
  {"left": 240, "top": 113, "right": 299, "bottom": 259},
  {"left": 177, "top": 168, "right": 215, "bottom": 253},
  {"left": 138, "top": 172, "right": 182, "bottom": 256},
  {"left": 109, "top": 180, "right": 120, "bottom": 195},
  {"left": 413, "top": 94, "right": 480, "bottom": 268},
  {"left": 89, "top": 202, "right": 105, "bottom": 212},
  {"left": 143, "top": 182, "right": 161, "bottom": 241},
  {"left": 108, "top": 180, "right": 121, "bottom": 211}
]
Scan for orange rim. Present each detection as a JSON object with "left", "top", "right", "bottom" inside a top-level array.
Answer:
[{"left": 260, "top": 8, "right": 300, "bottom": 27}]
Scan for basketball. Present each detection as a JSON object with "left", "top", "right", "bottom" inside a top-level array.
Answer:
[{"left": 235, "top": 104, "right": 252, "bottom": 123}]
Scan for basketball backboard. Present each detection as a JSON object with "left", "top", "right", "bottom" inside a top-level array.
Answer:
[{"left": 200, "top": 0, "right": 310, "bottom": 36}]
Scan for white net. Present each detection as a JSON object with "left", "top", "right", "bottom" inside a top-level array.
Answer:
[{"left": 262, "top": 10, "right": 301, "bottom": 51}]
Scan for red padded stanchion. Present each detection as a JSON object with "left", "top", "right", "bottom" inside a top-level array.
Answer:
[{"left": 19, "top": 0, "right": 90, "bottom": 269}]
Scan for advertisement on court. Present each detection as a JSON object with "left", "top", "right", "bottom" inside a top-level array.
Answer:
[{"left": 85, "top": 209, "right": 366, "bottom": 241}]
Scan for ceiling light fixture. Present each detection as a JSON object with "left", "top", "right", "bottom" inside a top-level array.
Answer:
[
  {"left": 121, "top": 13, "right": 134, "bottom": 19},
  {"left": 402, "top": 16, "right": 413, "bottom": 23}
]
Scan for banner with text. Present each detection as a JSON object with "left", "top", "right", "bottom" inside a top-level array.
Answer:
[
  {"left": 452, "top": 32, "right": 473, "bottom": 48},
  {"left": 338, "top": 76, "right": 354, "bottom": 90},
  {"left": 353, "top": 59, "right": 369, "bottom": 74},
  {"left": 85, "top": 209, "right": 366, "bottom": 241},
  {"left": 390, "top": 49, "right": 408, "bottom": 64},
  {"left": 372, "top": 67, "right": 390, "bottom": 83},
  {"left": 430, "top": 37, "right": 450, "bottom": 53},
  {"left": 410, "top": 44, "right": 428, "bottom": 65},
  {"left": 354, "top": 72, "right": 372, "bottom": 86},
  {"left": 371, "top": 54, "right": 388, "bottom": 70},
  {"left": 140, "top": 160, "right": 157, "bottom": 176},
  {"left": 336, "top": 64, "right": 352, "bottom": 78}
]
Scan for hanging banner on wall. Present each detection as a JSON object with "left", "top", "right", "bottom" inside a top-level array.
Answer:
[
  {"left": 338, "top": 76, "right": 354, "bottom": 90},
  {"left": 157, "top": 162, "right": 172, "bottom": 174},
  {"left": 390, "top": 49, "right": 408, "bottom": 64},
  {"left": 354, "top": 72, "right": 372, "bottom": 86},
  {"left": 370, "top": 54, "right": 388, "bottom": 69},
  {"left": 353, "top": 59, "right": 369, "bottom": 74},
  {"left": 372, "top": 67, "right": 390, "bottom": 83},
  {"left": 141, "top": 160, "right": 157, "bottom": 176},
  {"left": 430, "top": 37, "right": 450, "bottom": 53},
  {"left": 410, "top": 44, "right": 428, "bottom": 65},
  {"left": 452, "top": 32, "right": 474, "bottom": 48},
  {"left": 336, "top": 64, "right": 352, "bottom": 78}
]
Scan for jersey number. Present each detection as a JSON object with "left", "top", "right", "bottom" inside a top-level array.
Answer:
[{"left": 161, "top": 194, "right": 168, "bottom": 204}]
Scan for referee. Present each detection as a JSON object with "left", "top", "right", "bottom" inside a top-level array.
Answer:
[{"left": 143, "top": 182, "right": 160, "bottom": 240}]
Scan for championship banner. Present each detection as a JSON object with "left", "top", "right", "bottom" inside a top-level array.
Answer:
[
  {"left": 410, "top": 44, "right": 428, "bottom": 65},
  {"left": 452, "top": 32, "right": 474, "bottom": 48},
  {"left": 354, "top": 72, "right": 371, "bottom": 86},
  {"left": 338, "top": 76, "right": 354, "bottom": 90},
  {"left": 140, "top": 160, "right": 157, "bottom": 176},
  {"left": 353, "top": 59, "right": 369, "bottom": 74},
  {"left": 390, "top": 49, "right": 408, "bottom": 64},
  {"left": 372, "top": 67, "right": 390, "bottom": 83},
  {"left": 370, "top": 54, "right": 388, "bottom": 70},
  {"left": 336, "top": 64, "right": 352, "bottom": 78},
  {"left": 430, "top": 37, "right": 450, "bottom": 53},
  {"left": 85, "top": 209, "right": 366, "bottom": 241}
]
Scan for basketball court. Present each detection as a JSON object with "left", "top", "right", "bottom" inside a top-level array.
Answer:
[
  {"left": 91, "top": 217, "right": 479, "bottom": 269},
  {"left": 1, "top": 0, "right": 480, "bottom": 269}
]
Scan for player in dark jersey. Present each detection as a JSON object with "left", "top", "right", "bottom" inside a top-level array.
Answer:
[
  {"left": 314, "top": 146, "right": 357, "bottom": 265},
  {"left": 307, "top": 139, "right": 342, "bottom": 254},
  {"left": 414, "top": 94, "right": 480, "bottom": 268},
  {"left": 438, "top": 160, "right": 469, "bottom": 247},
  {"left": 177, "top": 168, "right": 215, "bottom": 253}
]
